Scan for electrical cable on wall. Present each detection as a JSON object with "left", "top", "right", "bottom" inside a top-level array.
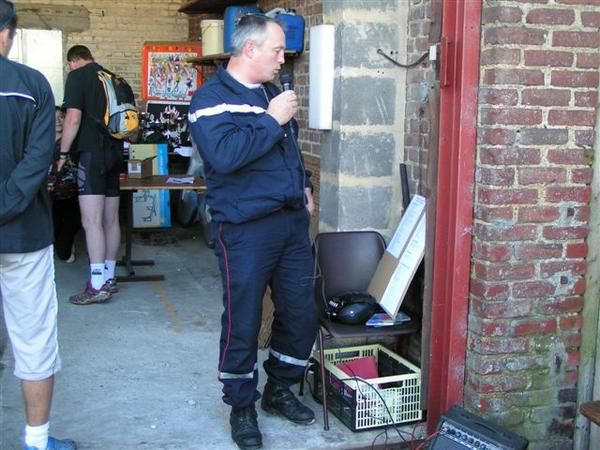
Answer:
[{"left": 377, "top": 48, "right": 429, "bottom": 68}]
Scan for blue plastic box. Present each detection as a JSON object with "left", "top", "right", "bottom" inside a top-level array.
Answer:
[
  {"left": 275, "top": 12, "right": 305, "bottom": 52},
  {"left": 223, "top": 6, "right": 262, "bottom": 53}
]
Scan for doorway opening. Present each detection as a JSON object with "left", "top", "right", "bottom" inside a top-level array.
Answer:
[{"left": 8, "top": 29, "right": 64, "bottom": 104}]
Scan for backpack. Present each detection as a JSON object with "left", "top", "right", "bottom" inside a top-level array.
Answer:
[{"left": 96, "top": 70, "right": 139, "bottom": 141}]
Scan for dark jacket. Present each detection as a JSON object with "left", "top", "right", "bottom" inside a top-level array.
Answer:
[
  {"left": 0, "top": 55, "right": 55, "bottom": 253},
  {"left": 188, "top": 66, "right": 311, "bottom": 224}
]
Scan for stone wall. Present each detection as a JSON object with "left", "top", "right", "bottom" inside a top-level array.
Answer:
[{"left": 466, "top": 1, "right": 599, "bottom": 448}]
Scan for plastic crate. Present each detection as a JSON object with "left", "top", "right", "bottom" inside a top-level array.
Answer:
[{"left": 312, "top": 344, "right": 422, "bottom": 431}]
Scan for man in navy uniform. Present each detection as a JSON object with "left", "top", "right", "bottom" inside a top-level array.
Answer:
[{"left": 189, "top": 14, "right": 318, "bottom": 450}]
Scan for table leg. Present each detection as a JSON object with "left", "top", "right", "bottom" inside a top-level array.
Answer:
[{"left": 116, "top": 190, "right": 165, "bottom": 282}]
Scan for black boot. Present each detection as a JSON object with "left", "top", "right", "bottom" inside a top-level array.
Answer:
[
  {"left": 261, "top": 380, "right": 315, "bottom": 425},
  {"left": 230, "top": 405, "right": 262, "bottom": 450}
]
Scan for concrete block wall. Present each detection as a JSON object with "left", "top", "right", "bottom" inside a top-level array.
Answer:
[
  {"left": 465, "top": 1, "right": 599, "bottom": 448},
  {"left": 14, "top": 0, "right": 190, "bottom": 102},
  {"left": 318, "top": 0, "right": 409, "bottom": 236}
]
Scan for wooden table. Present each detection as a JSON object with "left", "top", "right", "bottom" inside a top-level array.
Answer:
[{"left": 118, "top": 175, "right": 206, "bottom": 282}]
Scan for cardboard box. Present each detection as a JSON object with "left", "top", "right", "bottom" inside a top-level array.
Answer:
[
  {"left": 130, "top": 143, "right": 168, "bottom": 174},
  {"left": 367, "top": 195, "right": 426, "bottom": 319},
  {"left": 129, "top": 144, "right": 171, "bottom": 228},
  {"left": 127, "top": 156, "right": 155, "bottom": 179}
]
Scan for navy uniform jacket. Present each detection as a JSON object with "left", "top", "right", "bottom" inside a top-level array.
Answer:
[
  {"left": 0, "top": 55, "right": 55, "bottom": 253},
  {"left": 188, "top": 66, "right": 311, "bottom": 224}
]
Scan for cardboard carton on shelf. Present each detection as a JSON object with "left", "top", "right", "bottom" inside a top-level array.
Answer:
[{"left": 127, "top": 156, "right": 156, "bottom": 179}]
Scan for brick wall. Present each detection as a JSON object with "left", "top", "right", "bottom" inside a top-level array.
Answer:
[
  {"left": 15, "top": 0, "right": 189, "bottom": 101},
  {"left": 402, "top": 0, "right": 438, "bottom": 373},
  {"left": 466, "top": 1, "right": 599, "bottom": 448},
  {"left": 404, "top": 0, "right": 438, "bottom": 199}
]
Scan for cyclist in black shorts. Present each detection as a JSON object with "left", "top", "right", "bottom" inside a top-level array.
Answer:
[{"left": 57, "top": 45, "right": 122, "bottom": 305}]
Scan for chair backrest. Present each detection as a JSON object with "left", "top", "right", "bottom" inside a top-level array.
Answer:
[{"left": 314, "top": 231, "right": 386, "bottom": 311}]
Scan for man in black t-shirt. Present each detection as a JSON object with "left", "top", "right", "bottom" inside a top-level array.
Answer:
[{"left": 58, "top": 45, "right": 121, "bottom": 305}]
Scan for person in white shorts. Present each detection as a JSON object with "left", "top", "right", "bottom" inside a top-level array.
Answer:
[{"left": 0, "top": 2, "right": 77, "bottom": 449}]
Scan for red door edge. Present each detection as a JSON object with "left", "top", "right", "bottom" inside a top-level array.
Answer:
[{"left": 426, "top": 0, "right": 482, "bottom": 433}]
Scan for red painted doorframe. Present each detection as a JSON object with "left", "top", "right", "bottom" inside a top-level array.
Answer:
[{"left": 426, "top": 0, "right": 482, "bottom": 432}]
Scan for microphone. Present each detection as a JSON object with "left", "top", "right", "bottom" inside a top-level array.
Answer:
[
  {"left": 279, "top": 72, "right": 295, "bottom": 137},
  {"left": 280, "top": 72, "right": 293, "bottom": 91}
]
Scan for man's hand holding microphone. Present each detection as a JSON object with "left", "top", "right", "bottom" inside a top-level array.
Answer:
[
  {"left": 267, "top": 71, "right": 297, "bottom": 126},
  {"left": 266, "top": 90, "right": 297, "bottom": 126},
  {"left": 266, "top": 72, "right": 315, "bottom": 216}
]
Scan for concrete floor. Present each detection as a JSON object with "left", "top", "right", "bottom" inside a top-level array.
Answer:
[{"left": 0, "top": 225, "right": 425, "bottom": 450}]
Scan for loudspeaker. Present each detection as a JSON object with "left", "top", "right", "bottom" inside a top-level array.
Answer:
[{"left": 429, "top": 406, "right": 529, "bottom": 450}]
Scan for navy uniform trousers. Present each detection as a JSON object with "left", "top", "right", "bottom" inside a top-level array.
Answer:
[{"left": 214, "top": 207, "right": 318, "bottom": 408}]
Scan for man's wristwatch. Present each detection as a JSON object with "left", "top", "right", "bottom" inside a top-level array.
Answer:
[{"left": 59, "top": 151, "right": 69, "bottom": 159}]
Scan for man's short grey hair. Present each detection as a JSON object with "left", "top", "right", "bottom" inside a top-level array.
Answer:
[{"left": 230, "top": 14, "right": 284, "bottom": 57}]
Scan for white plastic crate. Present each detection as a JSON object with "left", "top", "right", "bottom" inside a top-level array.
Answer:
[{"left": 314, "top": 344, "right": 422, "bottom": 431}]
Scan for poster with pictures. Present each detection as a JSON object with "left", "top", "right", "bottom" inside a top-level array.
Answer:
[
  {"left": 143, "top": 101, "right": 191, "bottom": 148},
  {"left": 142, "top": 42, "right": 202, "bottom": 102}
]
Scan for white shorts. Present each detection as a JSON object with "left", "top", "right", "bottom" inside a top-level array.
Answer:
[{"left": 0, "top": 245, "right": 62, "bottom": 381}]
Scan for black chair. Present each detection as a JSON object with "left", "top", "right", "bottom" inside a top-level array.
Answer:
[{"left": 310, "top": 231, "right": 419, "bottom": 430}]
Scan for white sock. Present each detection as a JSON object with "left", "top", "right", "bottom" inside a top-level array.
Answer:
[
  {"left": 90, "top": 263, "right": 105, "bottom": 290},
  {"left": 104, "top": 260, "right": 117, "bottom": 281},
  {"left": 24, "top": 422, "right": 49, "bottom": 450}
]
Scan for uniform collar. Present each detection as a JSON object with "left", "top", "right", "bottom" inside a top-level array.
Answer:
[{"left": 217, "top": 65, "right": 250, "bottom": 95}]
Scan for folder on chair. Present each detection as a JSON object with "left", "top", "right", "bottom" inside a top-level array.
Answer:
[{"left": 368, "top": 195, "right": 426, "bottom": 319}]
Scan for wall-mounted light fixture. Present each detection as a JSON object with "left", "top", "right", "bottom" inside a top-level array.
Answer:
[{"left": 308, "top": 24, "right": 335, "bottom": 130}]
